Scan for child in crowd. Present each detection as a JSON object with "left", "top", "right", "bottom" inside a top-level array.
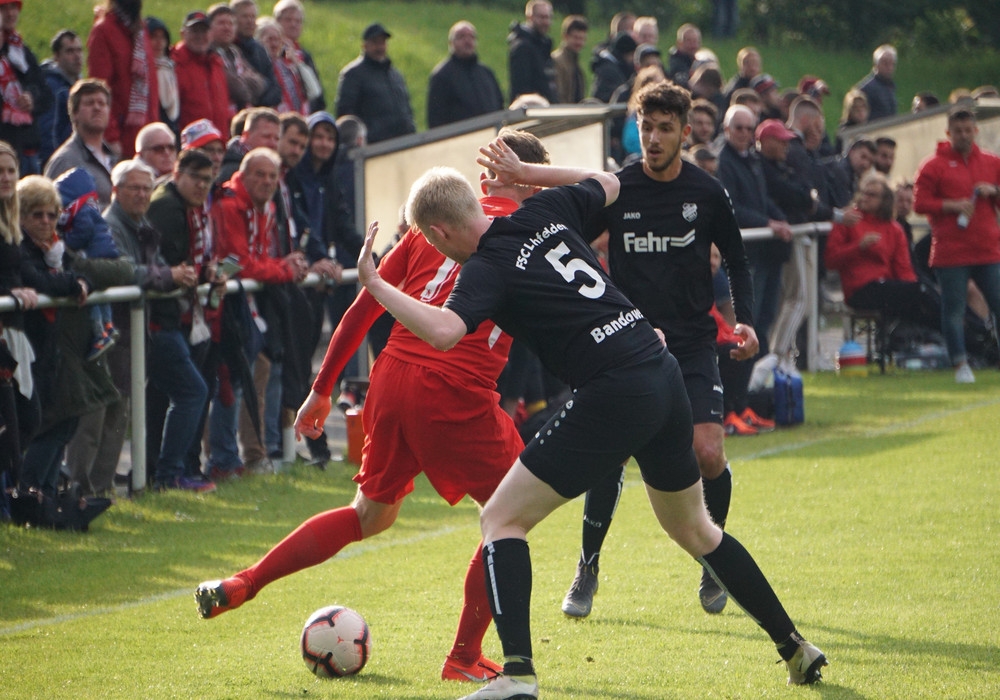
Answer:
[{"left": 53, "top": 168, "right": 120, "bottom": 360}]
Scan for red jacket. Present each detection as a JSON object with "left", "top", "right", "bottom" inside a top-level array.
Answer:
[
  {"left": 87, "top": 11, "right": 159, "bottom": 158},
  {"left": 825, "top": 211, "right": 916, "bottom": 301},
  {"left": 212, "top": 171, "right": 295, "bottom": 284},
  {"left": 171, "top": 42, "right": 232, "bottom": 138},
  {"left": 914, "top": 141, "right": 1000, "bottom": 268}
]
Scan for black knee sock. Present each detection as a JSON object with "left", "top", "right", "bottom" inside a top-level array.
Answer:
[
  {"left": 483, "top": 538, "right": 535, "bottom": 676},
  {"left": 699, "top": 532, "right": 796, "bottom": 649},
  {"left": 702, "top": 463, "right": 732, "bottom": 529},
  {"left": 580, "top": 465, "right": 625, "bottom": 567}
]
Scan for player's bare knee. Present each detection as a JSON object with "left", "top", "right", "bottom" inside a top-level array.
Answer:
[
  {"left": 694, "top": 442, "right": 726, "bottom": 479},
  {"left": 666, "top": 519, "right": 722, "bottom": 558},
  {"left": 353, "top": 496, "right": 399, "bottom": 538}
]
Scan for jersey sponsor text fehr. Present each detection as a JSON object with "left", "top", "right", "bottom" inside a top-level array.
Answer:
[{"left": 622, "top": 228, "right": 696, "bottom": 253}]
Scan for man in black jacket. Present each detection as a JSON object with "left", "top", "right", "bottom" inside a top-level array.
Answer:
[
  {"left": 336, "top": 23, "right": 415, "bottom": 144},
  {"left": 507, "top": 0, "right": 557, "bottom": 104},
  {"left": 427, "top": 21, "right": 503, "bottom": 129},
  {"left": 717, "top": 105, "right": 791, "bottom": 354}
]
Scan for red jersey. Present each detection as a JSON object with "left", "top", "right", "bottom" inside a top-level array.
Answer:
[{"left": 312, "top": 196, "right": 518, "bottom": 395}]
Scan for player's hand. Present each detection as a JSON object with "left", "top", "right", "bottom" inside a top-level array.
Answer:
[
  {"left": 653, "top": 327, "right": 666, "bottom": 346},
  {"left": 357, "top": 220, "right": 380, "bottom": 288},
  {"left": 295, "top": 390, "right": 332, "bottom": 441},
  {"left": 730, "top": 323, "right": 759, "bottom": 361},
  {"left": 476, "top": 137, "right": 523, "bottom": 187}
]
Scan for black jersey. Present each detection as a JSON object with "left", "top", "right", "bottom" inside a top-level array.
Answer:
[
  {"left": 445, "top": 178, "right": 662, "bottom": 388},
  {"left": 585, "top": 160, "right": 754, "bottom": 353}
]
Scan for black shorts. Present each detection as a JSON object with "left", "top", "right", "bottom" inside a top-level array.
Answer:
[
  {"left": 520, "top": 349, "right": 701, "bottom": 498},
  {"left": 672, "top": 344, "right": 724, "bottom": 426}
]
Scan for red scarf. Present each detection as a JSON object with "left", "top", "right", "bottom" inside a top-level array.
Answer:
[
  {"left": 58, "top": 192, "right": 99, "bottom": 231},
  {"left": 0, "top": 30, "right": 31, "bottom": 127}
]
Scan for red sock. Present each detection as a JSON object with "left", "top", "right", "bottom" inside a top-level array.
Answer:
[
  {"left": 447, "top": 541, "right": 493, "bottom": 663},
  {"left": 239, "top": 506, "right": 363, "bottom": 597}
]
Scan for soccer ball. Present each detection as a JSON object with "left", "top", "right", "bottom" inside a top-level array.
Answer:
[{"left": 300, "top": 605, "right": 372, "bottom": 677}]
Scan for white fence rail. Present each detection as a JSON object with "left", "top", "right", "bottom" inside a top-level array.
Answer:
[{"left": 2, "top": 224, "right": 832, "bottom": 492}]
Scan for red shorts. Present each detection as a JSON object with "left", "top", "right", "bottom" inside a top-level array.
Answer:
[{"left": 355, "top": 354, "right": 523, "bottom": 506}]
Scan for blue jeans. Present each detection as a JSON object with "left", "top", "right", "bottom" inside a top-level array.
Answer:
[
  {"left": 148, "top": 330, "right": 208, "bottom": 484},
  {"left": 936, "top": 263, "right": 1000, "bottom": 365},
  {"left": 264, "top": 359, "right": 282, "bottom": 455},
  {"left": 747, "top": 246, "right": 784, "bottom": 356},
  {"left": 207, "top": 384, "right": 243, "bottom": 471}
]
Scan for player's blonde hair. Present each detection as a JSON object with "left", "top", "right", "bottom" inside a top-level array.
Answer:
[{"left": 405, "top": 167, "right": 480, "bottom": 236}]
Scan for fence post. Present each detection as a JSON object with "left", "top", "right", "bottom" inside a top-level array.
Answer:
[{"left": 129, "top": 298, "right": 146, "bottom": 491}]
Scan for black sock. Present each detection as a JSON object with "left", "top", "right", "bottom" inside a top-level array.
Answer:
[
  {"left": 483, "top": 539, "right": 535, "bottom": 676},
  {"left": 699, "top": 532, "right": 795, "bottom": 646},
  {"left": 580, "top": 465, "right": 625, "bottom": 567},
  {"left": 702, "top": 463, "right": 732, "bottom": 529}
]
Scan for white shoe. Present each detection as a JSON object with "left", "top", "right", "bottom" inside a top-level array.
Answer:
[
  {"left": 955, "top": 362, "right": 976, "bottom": 384},
  {"left": 785, "top": 634, "right": 828, "bottom": 685},
  {"left": 458, "top": 674, "right": 539, "bottom": 700}
]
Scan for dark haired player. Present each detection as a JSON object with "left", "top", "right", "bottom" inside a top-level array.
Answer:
[
  {"left": 559, "top": 80, "right": 762, "bottom": 619},
  {"left": 356, "top": 143, "right": 826, "bottom": 699}
]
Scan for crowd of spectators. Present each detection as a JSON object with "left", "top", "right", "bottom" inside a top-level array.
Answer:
[{"left": 2, "top": 0, "right": 1000, "bottom": 526}]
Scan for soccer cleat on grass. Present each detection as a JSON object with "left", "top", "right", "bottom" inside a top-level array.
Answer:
[
  {"left": 740, "top": 407, "right": 775, "bottom": 431},
  {"left": 441, "top": 655, "right": 503, "bottom": 682},
  {"left": 195, "top": 576, "right": 251, "bottom": 619},
  {"left": 723, "top": 411, "right": 758, "bottom": 436},
  {"left": 457, "top": 674, "right": 539, "bottom": 700},
  {"left": 699, "top": 566, "right": 728, "bottom": 614},
  {"left": 561, "top": 560, "right": 599, "bottom": 618},
  {"left": 784, "top": 634, "right": 827, "bottom": 685}
]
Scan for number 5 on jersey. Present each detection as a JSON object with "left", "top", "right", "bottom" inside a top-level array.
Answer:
[{"left": 545, "top": 242, "right": 606, "bottom": 299}]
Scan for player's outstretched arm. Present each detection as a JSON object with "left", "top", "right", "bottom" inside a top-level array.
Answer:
[
  {"left": 476, "top": 137, "right": 620, "bottom": 205},
  {"left": 357, "top": 221, "right": 467, "bottom": 351}
]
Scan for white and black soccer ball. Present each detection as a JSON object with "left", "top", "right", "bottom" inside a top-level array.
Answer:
[{"left": 301, "top": 605, "right": 372, "bottom": 677}]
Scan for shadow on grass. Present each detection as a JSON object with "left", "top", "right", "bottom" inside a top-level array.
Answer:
[{"left": 0, "top": 463, "right": 477, "bottom": 625}]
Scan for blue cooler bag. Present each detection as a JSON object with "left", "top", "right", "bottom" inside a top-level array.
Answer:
[{"left": 773, "top": 365, "right": 804, "bottom": 426}]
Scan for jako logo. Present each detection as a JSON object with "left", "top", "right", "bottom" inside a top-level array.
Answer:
[{"left": 622, "top": 212, "right": 641, "bottom": 220}]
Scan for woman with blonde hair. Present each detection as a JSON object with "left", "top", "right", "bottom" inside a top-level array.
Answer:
[
  {"left": 836, "top": 89, "right": 869, "bottom": 153},
  {"left": 15, "top": 174, "right": 132, "bottom": 518},
  {"left": 0, "top": 140, "right": 38, "bottom": 499}
]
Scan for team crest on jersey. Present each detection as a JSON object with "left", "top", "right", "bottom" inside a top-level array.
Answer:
[{"left": 682, "top": 202, "right": 698, "bottom": 222}]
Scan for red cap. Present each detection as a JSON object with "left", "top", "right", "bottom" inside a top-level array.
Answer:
[
  {"left": 755, "top": 119, "right": 796, "bottom": 142},
  {"left": 798, "top": 76, "right": 830, "bottom": 96}
]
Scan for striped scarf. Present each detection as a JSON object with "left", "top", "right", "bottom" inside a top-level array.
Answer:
[
  {"left": 274, "top": 57, "right": 305, "bottom": 114},
  {"left": 114, "top": 7, "right": 150, "bottom": 127}
]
